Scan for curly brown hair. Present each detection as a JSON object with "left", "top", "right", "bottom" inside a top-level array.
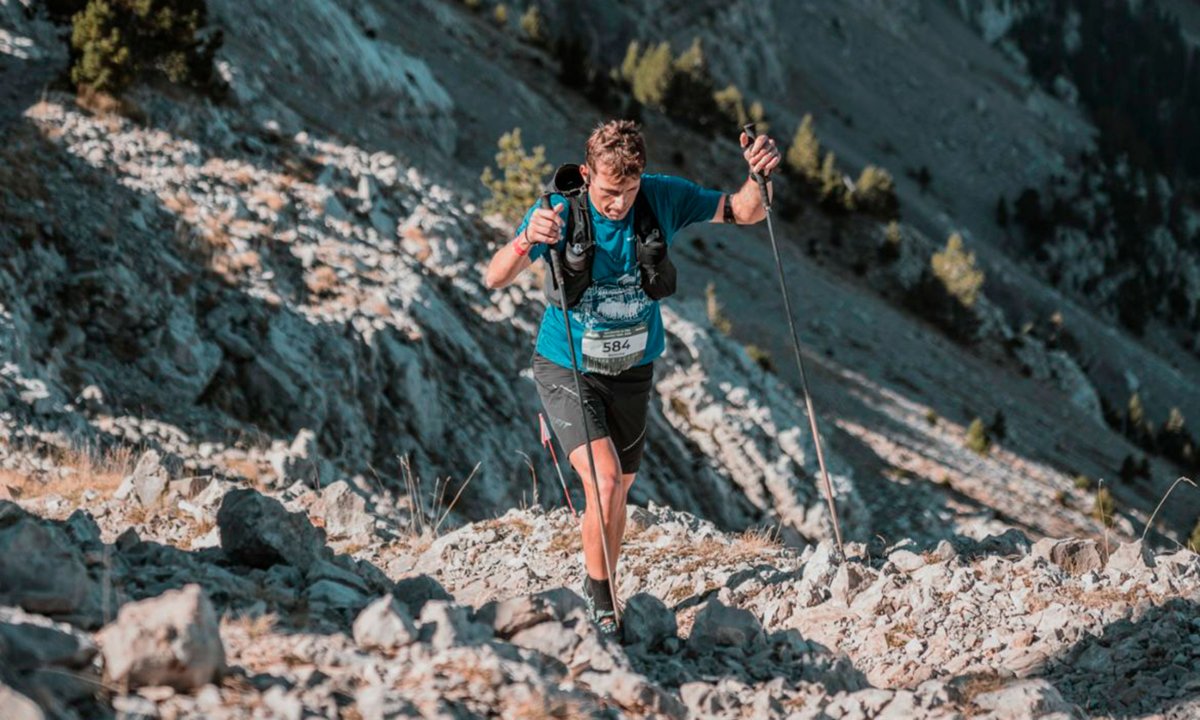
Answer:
[{"left": 584, "top": 119, "right": 646, "bottom": 179}]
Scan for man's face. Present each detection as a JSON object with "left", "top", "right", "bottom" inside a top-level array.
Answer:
[{"left": 582, "top": 162, "right": 641, "bottom": 221}]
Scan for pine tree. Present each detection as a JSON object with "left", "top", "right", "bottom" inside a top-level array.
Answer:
[
  {"left": 786, "top": 115, "right": 821, "bottom": 183},
  {"left": 69, "top": 0, "right": 223, "bottom": 96},
  {"left": 965, "top": 417, "right": 991, "bottom": 455},
  {"left": 70, "top": 0, "right": 133, "bottom": 93},
  {"left": 931, "top": 233, "right": 985, "bottom": 308},
  {"left": 630, "top": 41, "right": 674, "bottom": 109},
  {"left": 620, "top": 40, "right": 641, "bottom": 83},
  {"left": 748, "top": 101, "right": 768, "bottom": 135},
  {"left": 519, "top": 5, "right": 543, "bottom": 45},
  {"left": 480, "top": 128, "right": 552, "bottom": 223},
  {"left": 818, "top": 151, "right": 844, "bottom": 208},
  {"left": 851, "top": 165, "right": 899, "bottom": 219},
  {"left": 713, "top": 83, "right": 747, "bottom": 126},
  {"left": 705, "top": 282, "right": 733, "bottom": 335}
]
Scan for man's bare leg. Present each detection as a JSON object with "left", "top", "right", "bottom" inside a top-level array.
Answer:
[{"left": 569, "top": 438, "right": 626, "bottom": 582}]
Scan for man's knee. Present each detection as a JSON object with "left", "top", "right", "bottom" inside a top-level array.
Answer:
[{"left": 594, "top": 472, "right": 622, "bottom": 505}]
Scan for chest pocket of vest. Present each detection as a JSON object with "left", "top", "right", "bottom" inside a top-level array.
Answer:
[{"left": 633, "top": 199, "right": 675, "bottom": 301}]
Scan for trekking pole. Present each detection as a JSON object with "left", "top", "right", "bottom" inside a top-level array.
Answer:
[
  {"left": 743, "top": 123, "right": 846, "bottom": 563},
  {"left": 539, "top": 412, "right": 578, "bottom": 516},
  {"left": 541, "top": 194, "right": 623, "bottom": 627}
]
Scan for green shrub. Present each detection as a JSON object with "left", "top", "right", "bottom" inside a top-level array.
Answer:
[
  {"left": 493, "top": 3, "right": 508, "bottom": 25},
  {"left": 519, "top": 5, "right": 543, "bottom": 45},
  {"left": 463, "top": 0, "right": 481, "bottom": 10},
  {"left": 931, "top": 233, "right": 984, "bottom": 309},
  {"left": 69, "top": 0, "right": 223, "bottom": 96},
  {"left": 1188, "top": 517, "right": 1200, "bottom": 552},
  {"left": 1092, "top": 486, "right": 1115, "bottom": 526},
  {"left": 1073, "top": 474, "right": 1093, "bottom": 490},
  {"left": 745, "top": 344, "right": 775, "bottom": 373},
  {"left": 480, "top": 128, "right": 551, "bottom": 223},
  {"left": 965, "top": 417, "right": 991, "bottom": 455},
  {"left": 851, "top": 165, "right": 899, "bottom": 220},
  {"left": 924, "top": 408, "right": 938, "bottom": 426},
  {"left": 705, "top": 282, "right": 733, "bottom": 336}
]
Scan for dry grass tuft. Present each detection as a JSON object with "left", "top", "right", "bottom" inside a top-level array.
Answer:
[
  {"left": 546, "top": 527, "right": 579, "bottom": 555},
  {"left": 1, "top": 444, "right": 134, "bottom": 504},
  {"left": 221, "top": 611, "right": 278, "bottom": 641},
  {"left": 955, "top": 672, "right": 1010, "bottom": 708},
  {"left": 884, "top": 620, "right": 916, "bottom": 649}
]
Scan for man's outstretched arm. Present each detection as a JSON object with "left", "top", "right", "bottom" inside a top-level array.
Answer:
[
  {"left": 483, "top": 200, "right": 566, "bottom": 290},
  {"left": 713, "top": 131, "right": 781, "bottom": 225}
]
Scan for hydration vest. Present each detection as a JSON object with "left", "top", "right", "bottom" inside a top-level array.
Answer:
[{"left": 541, "top": 164, "right": 677, "bottom": 309}]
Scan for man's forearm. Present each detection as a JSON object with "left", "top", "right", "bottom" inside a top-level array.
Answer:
[
  {"left": 484, "top": 230, "right": 533, "bottom": 289},
  {"left": 730, "top": 175, "right": 773, "bottom": 224}
]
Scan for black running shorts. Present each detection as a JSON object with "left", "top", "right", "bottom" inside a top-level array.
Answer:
[{"left": 532, "top": 352, "right": 654, "bottom": 474}]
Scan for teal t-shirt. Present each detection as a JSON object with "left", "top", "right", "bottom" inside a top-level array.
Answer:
[{"left": 517, "top": 173, "right": 722, "bottom": 374}]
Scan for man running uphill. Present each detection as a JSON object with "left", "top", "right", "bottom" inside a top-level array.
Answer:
[{"left": 484, "top": 120, "right": 780, "bottom": 635}]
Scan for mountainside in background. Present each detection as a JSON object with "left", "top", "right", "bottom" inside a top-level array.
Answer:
[{"left": 1, "top": 0, "right": 1199, "bottom": 717}]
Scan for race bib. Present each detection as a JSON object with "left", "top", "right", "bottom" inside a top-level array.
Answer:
[{"left": 582, "top": 323, "right": 648, "bottom": 375}]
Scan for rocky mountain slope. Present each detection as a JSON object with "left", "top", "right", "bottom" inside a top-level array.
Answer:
[
  {"left": 4, "top": 465, "right": 1200, "bottom": 718},
  {"left": 2, "top": 0, "right": 1200, "bottom": 717}
]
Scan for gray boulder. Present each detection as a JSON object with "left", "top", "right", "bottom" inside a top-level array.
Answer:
[
  {"left": 475, "top": 588, "right": 585, "bottom": 638},
  {"left": 353, "top": 594, "right": 419, "bottom": 651},
  {"left": 315, "top": 481, "right": 373, "bottom": 540},
  {"left": 971, "top": 679, "right": 1083, "bottom": 719},
  {"left": 620, "top": 593, "right": 677, "bottom": 649},
  {"left": 0, "top": 683, "right": 44, "bottom": 720},
  {"left": 392, "top": 574, "right": 452, "bottom": 616},
  {"left": 97, "top": 584, "right": 225, "bottom": 691},
  {"left": 688, "top": 598, "right": 764, "bottom": 651},
  {"left": 269, "top": 429, "right": 334, "bottom": 489},
  {"left": 418, "top": 601, "right": 491, "bottom": 650},
  {"left": 0, "top": 504, "right": 98, "bottom": 625},
  {"left": 217, "top": 488, "right": 326, "bottom": 571}
]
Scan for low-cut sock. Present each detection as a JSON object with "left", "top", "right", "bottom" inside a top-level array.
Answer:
[{"left": 587, "top": 575, "right": 614, "bottom": 613}]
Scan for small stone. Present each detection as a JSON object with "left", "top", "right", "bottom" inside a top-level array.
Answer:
[
  {"left": 1032, "top": 538, "right": 1104, "bottom": 576},
  {"left": 1107, "top": 540, "right": 1156, "bottom": 574},
  {"left": 127, "top": 450, "right": 168, "bottom": 507},
  {"left": 888, "top": 549, "right": 926, "bottom": 572},
  {"left": 830, "top": 563, "right": 874, "bottom": 606}
]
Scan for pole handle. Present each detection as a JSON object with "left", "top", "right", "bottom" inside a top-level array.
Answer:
[{"left": 742, "top": 123, "right": 772, "bottom": 208}]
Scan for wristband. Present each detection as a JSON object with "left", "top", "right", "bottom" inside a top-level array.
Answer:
[{"left": 512, "top": 233, "right": 531, "bottom": 256}]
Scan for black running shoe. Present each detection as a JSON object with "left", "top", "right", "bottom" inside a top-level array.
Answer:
[{"left": 581, "top": 576, "right": 620, "bottom": 637}]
